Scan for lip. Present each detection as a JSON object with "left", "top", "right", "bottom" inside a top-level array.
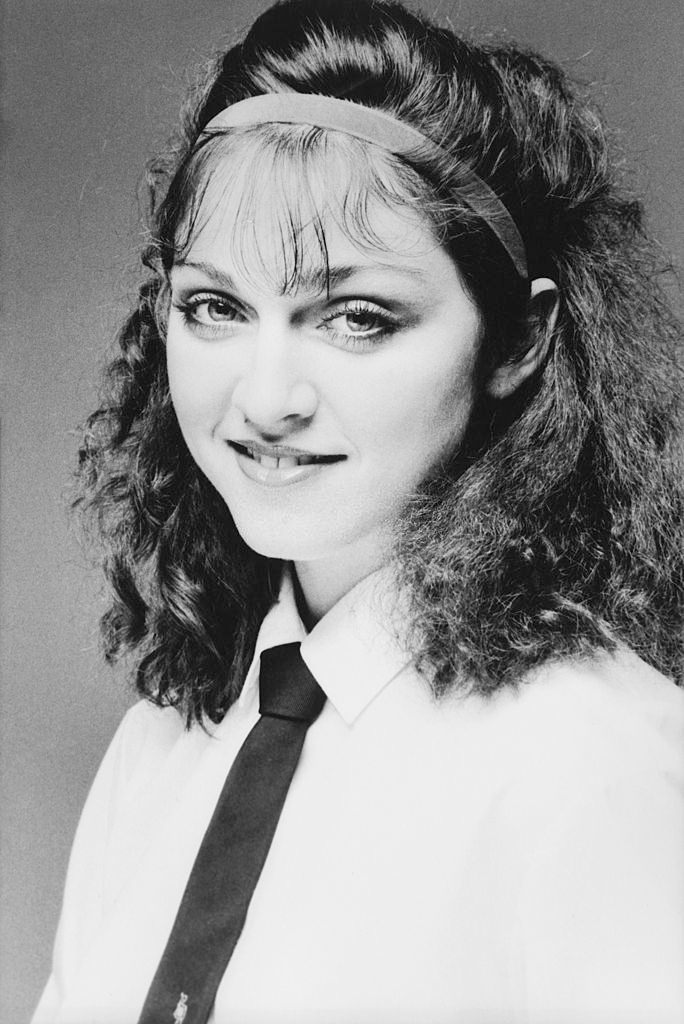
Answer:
[
  {"left": 228, "top": 440, "right": 346, "bottom": 489},
  {"left": 229, "top": 439, "right": 345, "bottom": 463}
]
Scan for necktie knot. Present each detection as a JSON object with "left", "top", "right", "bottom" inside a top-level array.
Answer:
[{"left": 259, "top": 642, "right": 326, "bottom": 723}]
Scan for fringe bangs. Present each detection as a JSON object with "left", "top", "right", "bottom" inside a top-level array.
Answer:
[{"left": 162, "top": 125, "right": 452, "bottom": 299}]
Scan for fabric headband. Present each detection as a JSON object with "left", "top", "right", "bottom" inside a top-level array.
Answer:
[{"left": 202, "top": 93, "right": 528, "bottom": 279}]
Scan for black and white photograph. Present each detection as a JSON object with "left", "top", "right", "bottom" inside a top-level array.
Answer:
[{"left": 2, "top": 1, "right": 683, "bottom": 1021}]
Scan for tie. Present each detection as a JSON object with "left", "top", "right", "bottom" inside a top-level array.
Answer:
[{"left": 137, "top": 642, "right": 326, "bottom": 1024}]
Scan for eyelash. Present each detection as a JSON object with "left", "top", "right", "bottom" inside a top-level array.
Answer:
[
  {"left": 320, "top": 300, "right": 397, "bottom": 348},
  {"left": 170, "top": 292, "right": 398, "bottom": 349},
  {"left": 171, "top": 294, "right": 240, "bottom": 338}
]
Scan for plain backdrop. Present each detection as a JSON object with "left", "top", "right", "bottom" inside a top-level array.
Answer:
[{"left": 1, "top": 0, "right": 682, "bottom": 1019}]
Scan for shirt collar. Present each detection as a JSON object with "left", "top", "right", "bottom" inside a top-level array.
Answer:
[{"left": 241, "top": 565, "right": 413, "bottom": 726}]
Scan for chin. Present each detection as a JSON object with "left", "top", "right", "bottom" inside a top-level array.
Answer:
[
  {"left": 232, "top": 519, "right": 331, "bottom": 563},
  {"left": 230, "top": 504, "right": 380, "bottom": 566}
]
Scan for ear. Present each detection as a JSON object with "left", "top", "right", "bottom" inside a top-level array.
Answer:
[{"left": 486, "top": 277, "right": 559, "bottom": 399}]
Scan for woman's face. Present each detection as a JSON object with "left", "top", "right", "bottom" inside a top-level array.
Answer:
[{"left": 166, "top": 154, "right": 482, "bottom": 576}]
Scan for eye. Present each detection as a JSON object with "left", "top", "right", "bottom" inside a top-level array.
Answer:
[
  {"left": 171, "top": 291, "right": 243, "bottom": 334},
  {"left": 321, "top": 300, "right": 396, "bottom": 346},
  {"left": 192, "top": 297, "right": 238, "bottom": 325}
]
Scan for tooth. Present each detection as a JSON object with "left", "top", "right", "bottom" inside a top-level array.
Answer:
[
  {"left": 259, "top": 455, "right": 279, "bottom": 468},
  {"left": 277, "top": 457, "right": 299, "bottom": 469}
]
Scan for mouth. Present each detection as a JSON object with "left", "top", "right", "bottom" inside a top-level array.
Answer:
[{"left": 229, "top": 440, "right": 346, "bottom": 470}]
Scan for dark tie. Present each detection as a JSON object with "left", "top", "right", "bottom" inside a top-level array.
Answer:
[{"left": 137, "top": 642, "right": 326, "bottom": 1024}]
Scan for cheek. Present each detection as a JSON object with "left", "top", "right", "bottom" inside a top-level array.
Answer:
[
  {"left": 166, "top": 334, "right": 229, "bottom": 429},
  {"left": 357, "top": 348, "right": 478, "bottom": 460}
]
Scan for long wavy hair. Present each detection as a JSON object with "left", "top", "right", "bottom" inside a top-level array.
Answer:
[{"left": 77, "top": 0, "right": 683, "bottom": 723}]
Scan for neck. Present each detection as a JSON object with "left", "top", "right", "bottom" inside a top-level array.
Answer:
[{"left": 293, "top": 544, "right": 390, "bottom": 627}]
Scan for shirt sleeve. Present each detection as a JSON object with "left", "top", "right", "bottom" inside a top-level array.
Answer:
[
  {"left": 31, "top": 701, "right": 160, "bottom": 1023},
  {"left": 519, "top": 764, "right": 684, "bottom": 1024}
]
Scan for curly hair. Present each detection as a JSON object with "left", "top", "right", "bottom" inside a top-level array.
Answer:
[{"left": 76, "top": 0, "right": 683, "bottom": 723}]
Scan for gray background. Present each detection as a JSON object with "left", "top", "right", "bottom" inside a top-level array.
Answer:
[{"left": 1, "top": 0, "right": 682, "bottom": 1019}]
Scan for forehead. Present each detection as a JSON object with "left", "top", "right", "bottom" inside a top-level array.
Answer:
[{"left": 174, "top": 127, "right": 446, "bottom": 294}]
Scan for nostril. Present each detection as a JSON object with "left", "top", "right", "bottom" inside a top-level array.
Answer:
[
  {"left": 253, "top": 428, "right": 288, "bottom": 443},
  {"left": 232, "top": 374, "right": 318, "bottom": 431},
  {"left": 244, "top": 412, "right": 314, "bottom": 442}
]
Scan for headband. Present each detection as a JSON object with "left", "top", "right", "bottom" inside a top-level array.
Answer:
[{"left": 202, "top": 93, "right": 528, "bottom": 279}]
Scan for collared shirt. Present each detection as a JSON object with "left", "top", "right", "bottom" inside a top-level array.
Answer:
[{"left": 33, "top": 568, "right": 684, "bottom": 1023}]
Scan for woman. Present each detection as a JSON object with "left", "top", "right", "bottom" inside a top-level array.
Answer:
[{"left": 34, "top": 0, "right": 684, "bottom": 1021}]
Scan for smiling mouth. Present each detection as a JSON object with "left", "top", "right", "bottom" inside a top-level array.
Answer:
[{"left": 229, "top": 441, "right": 345, "bottom": 469}]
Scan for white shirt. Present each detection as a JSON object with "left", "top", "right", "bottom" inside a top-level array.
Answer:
[{"left": 33, "top": 569, "right": 684, "bottom": 1023}]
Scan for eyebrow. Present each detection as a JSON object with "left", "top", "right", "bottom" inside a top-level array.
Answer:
[{"left": 170, "top": 258, "right": 425, "bottom": 294}]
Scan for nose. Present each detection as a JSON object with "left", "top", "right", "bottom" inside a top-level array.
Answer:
[{"left": 230, "top": 322, "right": 318, "bottom": 436}]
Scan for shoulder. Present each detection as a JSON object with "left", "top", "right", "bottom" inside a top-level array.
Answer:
[
  {"left": 386, "top": 646, "right": 684, "bottom": 852},
  {"left": 397, "top": 644, "right": 684, "bottom": 779},
  {"left": 68, "top": 699, "right": 188, "bottom": 849},
  {"left": 106, "top": 698, "right": 188, "bottom": 786},
  {"left": 477, "top": 646, "right": 683, "bottom": 765},
  {"left": 39, "top": 701, "right": 188, "bottom": 1002},
  {"left": 506, "top": 648, "right": 684, "bottom": 779},
  {"left": 497, "top": 653, "right": 684, "bottom": 1020},
  {"left": 428, "top": 648, "right": 684, "bottom": 842},
  {"left": 469, "top": 649, "right": 684, "bottom": 857}
]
